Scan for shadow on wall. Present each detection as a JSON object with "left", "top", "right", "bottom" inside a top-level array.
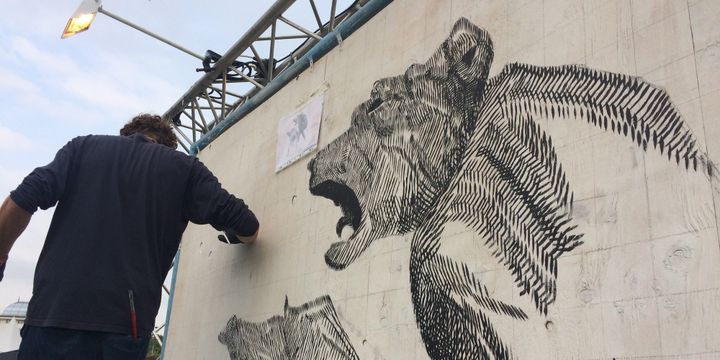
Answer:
[
  {"left": 307, "top": 17, "right": 717, "bottom": 360},
  {"left": 219, "top": 295, "right": 358, "bottom": 360}
]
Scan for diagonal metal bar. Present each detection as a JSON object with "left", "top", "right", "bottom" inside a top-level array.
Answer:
[
  {"left": 171, "top": 124, "right": 191, "bottom": 152},
  {"left": 268, "top": 20, "right": 277, "bottom": 81},
  {"left": 258, "top": 34, "right": 312, "bottom": 40},
  {"left": 152, "top": 331, "right": 163, "bottom": 347},
  {"left": 191, "top": 99, "right": 208, "bottom": 130},
  {"left": 226, "top": 64, "right": 264, "bottom": 88},
  {"left": 175, "top": 123, "right": 196, "bottom": 131},
  {"left": 308, "top": 0, "right": 324, "bottom": 30},
  {"left": 333, "top": 6, "right": 355, "bottom": 25},
  {"left": 248, "top": 44, "right": 268, "bottom": 80},
  {"left": 278, "top": 16, "right": 323, "bottom": 40},
  {"left": 204, "top": 94, "right": 233, "bottom": 108},
  {"left": 202, "top": 90, "right": 220, "bottom": 123},
  {"left": 182, "top": 109, "right": 203, "bottom": 134},
  {"left": 208, "top": 86, "right": 244, "bottom": 100}
]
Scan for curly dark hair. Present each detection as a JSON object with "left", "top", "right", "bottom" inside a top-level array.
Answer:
[{"left": 120, "top": 114, "right": 178, "bottom": 149}]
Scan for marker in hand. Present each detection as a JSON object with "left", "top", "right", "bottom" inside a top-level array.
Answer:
[{"left": 217, "top": 229, "right": 246, "bottom": 244}]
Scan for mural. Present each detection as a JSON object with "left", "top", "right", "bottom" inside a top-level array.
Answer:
[
  {"left": 218, "top": 295, "right": 358, "bottom": 360},
  {"left": 307, "top": 18, "right": 716, "bottom": 359}
]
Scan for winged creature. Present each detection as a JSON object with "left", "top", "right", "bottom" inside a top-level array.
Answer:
[{"left": 307, "top": 18, "right": 715, "bottom": 359}]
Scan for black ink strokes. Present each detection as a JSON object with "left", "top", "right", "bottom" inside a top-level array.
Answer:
[
  {"left": 307, "top": 17, "right": 715, "bottom": 360},
  {"left": 218, "top": 295, "right": 358, "bottom": 360}
]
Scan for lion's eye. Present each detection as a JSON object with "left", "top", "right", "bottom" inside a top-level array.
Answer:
[{"left": 367, "top": 98, "right": 384, "bottom": 114}]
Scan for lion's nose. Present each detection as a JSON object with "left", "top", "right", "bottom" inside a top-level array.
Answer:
[{"left": 307, "top": 158, "right": 316, "bottom": 171}]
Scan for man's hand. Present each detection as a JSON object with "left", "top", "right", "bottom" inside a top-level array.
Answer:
[
  {"left": 218, "top": 228, "right": 259, "bottom": 245},
  {"left": 235, "top": 229, "right": 258, "bottom": 244}
]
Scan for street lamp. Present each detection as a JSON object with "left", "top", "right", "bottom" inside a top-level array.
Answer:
[{"left": 61, "top": 0, "right": 204, "bottom": 60}]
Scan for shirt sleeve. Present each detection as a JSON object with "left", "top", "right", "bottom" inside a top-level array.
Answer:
[
  {"left": 10, "top": 137, "right": 79, "bottom": 214},
  {"left": 183, "top": 159, "right": 259, "bottom": 236}
]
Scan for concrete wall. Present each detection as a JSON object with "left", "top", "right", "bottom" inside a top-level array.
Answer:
[{"left": 164, "top": 0, "right": 720, "bottom": 359}]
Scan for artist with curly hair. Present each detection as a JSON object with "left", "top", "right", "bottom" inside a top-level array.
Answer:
[{"left": 0, "top": 113, "right": 259, "bottom": 359}]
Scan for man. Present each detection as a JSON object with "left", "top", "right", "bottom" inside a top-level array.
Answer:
[{"left": 0, "top": 114, "right": 259, "bottom": 359}]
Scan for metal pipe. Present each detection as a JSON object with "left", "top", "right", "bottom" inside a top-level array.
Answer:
[
  {"left": 329, "top": 0, "right": 338, "bottom": 30},
  {"left": 190, "top": 110, "right": 197, "bottom": 142},
  {"left": 221, "top": 70, "right": 227, "bottom": 118},
  {"left": 162, "top": 0, "right": 296, "bottom": 122},
  {"left": 268, "top": 21, "right": 276, "bottom": 80},
  {"left": 159, "top": 250, "right": 181, "bottom": 359},
  {"left": 190, "top": 0, "right": 392, "bottom": 154},
  {"left": 98, "top": 7, "right": 204, "bottom": 60},
  {"left": 258, "top": 34, "right": 311, "bottom": 41}
]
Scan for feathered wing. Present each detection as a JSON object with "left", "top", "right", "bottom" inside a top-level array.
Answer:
[
  {"left": 491, "top": 63, "right": 714, "bottom": 175},
  {"left": 408, "top": 111, "right": 576, "bottom": 359},
  {"left": 410, "top": 231, "right": 522, "bottom": 359},
  {"left": 421, "top": 63, "right": 714, "bottom": 316},
  {"left": 430, "top": 114, "right": 582, "bottom": 315}
]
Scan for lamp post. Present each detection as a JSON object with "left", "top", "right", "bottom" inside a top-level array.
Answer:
[{"left": 61, "top": 0, "right": 204, "bottom": 60}]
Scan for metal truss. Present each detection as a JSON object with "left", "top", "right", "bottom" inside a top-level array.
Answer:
[
  {"left": 162, "top": 0, "right": 366, "bottom": 152},
  {"left": 150, "top": 282, "right": 170, "bottom": 348}
]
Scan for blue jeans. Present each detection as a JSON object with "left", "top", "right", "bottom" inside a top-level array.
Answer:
[{"left": 18, "top": 325, "right": 150, "bottom": 360}]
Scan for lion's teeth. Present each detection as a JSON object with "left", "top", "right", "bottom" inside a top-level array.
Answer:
[{"left": 336, "top": 216, "right": 352, "bottom": 237}]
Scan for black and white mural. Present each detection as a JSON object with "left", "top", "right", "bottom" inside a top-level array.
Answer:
[
  {"left": 218, "top": 295, "right": 358, "bottom": 360},
  {"left": 307, "top": 18, "right": 716, "bottom": 359}
]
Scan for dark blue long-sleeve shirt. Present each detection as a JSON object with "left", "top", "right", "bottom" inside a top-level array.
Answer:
[{"left": 10, "top": 133, "right": 258, "bottom": 336}]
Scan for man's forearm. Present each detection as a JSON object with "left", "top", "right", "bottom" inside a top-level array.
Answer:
[{"left": 0, "top": 196, "right": 32, "bottom": 264}]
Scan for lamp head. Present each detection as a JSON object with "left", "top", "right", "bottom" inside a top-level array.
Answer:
[{"left": 61, "top": 0, "right": 102, "bottom": 39}]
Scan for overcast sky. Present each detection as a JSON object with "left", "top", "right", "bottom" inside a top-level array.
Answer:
[{"left": 0, "top": 0, "right": 349, "bottom": 328}]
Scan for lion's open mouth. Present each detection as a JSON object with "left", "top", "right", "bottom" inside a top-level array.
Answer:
[{"left": 309, "top": 180, "right": 362, "bottom": 238}]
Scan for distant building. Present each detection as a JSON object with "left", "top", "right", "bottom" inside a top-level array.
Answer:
[{"left": 0, "top": 301, "right": 27, "bottom": 355}]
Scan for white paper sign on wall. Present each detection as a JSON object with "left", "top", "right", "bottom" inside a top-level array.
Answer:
[{"left": 275, "top": 93, "right": 324, "bottom": 172}]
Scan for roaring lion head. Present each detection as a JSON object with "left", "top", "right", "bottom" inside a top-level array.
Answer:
[{"left": 308, "top": 20, "right": 494, "bottom": 269}]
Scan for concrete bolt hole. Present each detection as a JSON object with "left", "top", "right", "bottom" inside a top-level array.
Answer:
[{"left": 545, "top": 320, "right": 554, "bottom": 331}]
